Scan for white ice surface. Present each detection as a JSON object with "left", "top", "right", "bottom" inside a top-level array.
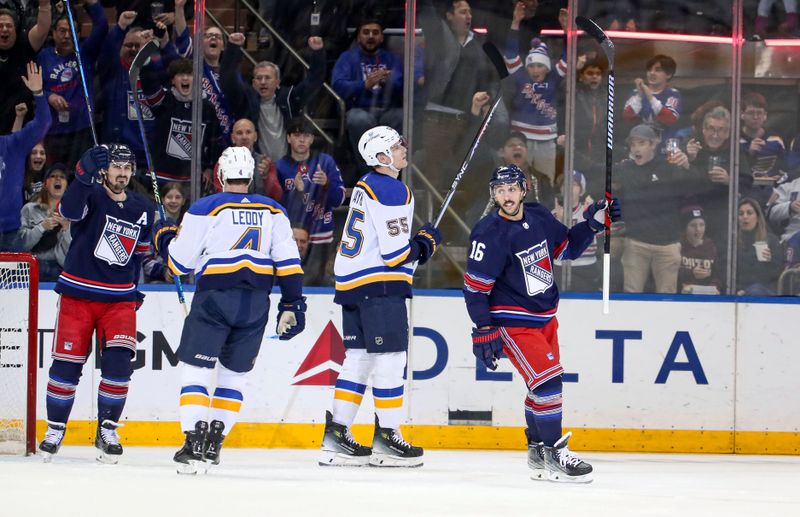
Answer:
[{"left": 1, "top": 448, "right": 799, "bottom": 516}]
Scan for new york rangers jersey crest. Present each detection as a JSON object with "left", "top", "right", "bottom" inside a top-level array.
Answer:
[
  {"left": 94, "top": 215, "right": 141, "bottom": 266},
  {"left": 515, "top": 239, "right": 553, "bottom": 295}
]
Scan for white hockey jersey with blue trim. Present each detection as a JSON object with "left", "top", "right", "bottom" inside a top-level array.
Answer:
[
  {"left": 333, "top": 171, "right": 416, "bottom": 303},
  {"left": 168, "top": 192, "right": 303, "bottom": 291}
]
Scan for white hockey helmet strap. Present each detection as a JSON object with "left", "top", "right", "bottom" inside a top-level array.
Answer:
[
  {"left": 358, "top": 126, "right": 403, "bottom": 170},
  {"left": 217, "top": 146, "right": 255, "bottom": 186}
]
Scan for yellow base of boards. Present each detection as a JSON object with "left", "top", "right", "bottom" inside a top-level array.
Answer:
[{"left": 36, "top": 420, "right": 800, "bottom": 455}]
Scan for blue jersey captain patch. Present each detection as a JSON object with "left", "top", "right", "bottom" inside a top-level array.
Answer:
[
  {"left": 515, "top": 239, "right": 553, "bottom": 296},
  {"left": 94, "top": 215, "right": 141, "bottom": 266}
]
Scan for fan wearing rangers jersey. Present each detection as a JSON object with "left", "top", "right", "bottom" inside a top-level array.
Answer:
[
  {"left": 622, "top": 54, "right": 681, "bottom": 142},
  {"left": 464, "top": 165, "right": 620, "bottom": 483},
  {"left": 39, "top": 144, "right": 155, "bottom": 464},
  {"left": 318, "top": 126, "right": 441, "bottom": 468},
  {"left": 155, "top": 146, "right": 306, "bottom": 474}
]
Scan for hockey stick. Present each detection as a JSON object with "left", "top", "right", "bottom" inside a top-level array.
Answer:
[
  {"left": 575, "top": 16, "right": 614, "bottom": 314},
  {"left": 431, "top": 43, "right": 509, "bottom": 228},
  {"left": 129, "top": 40, "right": 188, "bottom": 316},
  {"left": 64, "top": 0, "right": 98, "bottom": 145}
]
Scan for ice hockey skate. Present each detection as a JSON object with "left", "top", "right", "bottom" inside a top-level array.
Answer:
[
  {"left": 318, "top": 410, "right": 371, "bottom": 467},
  {"left": 369, "top": 415, "right": 423, "bottom": 468},
  {"left": 524, "top": 428, "right": 546, "bottom": 480},
  {"left": 543, "top": 432, "right": 593, "bottom": 483},
  {"left": 174, "top": 420, "right": 208, "bottom": 475},
  {"left": 39, "top": 422, "right": 66, "bottom": 463},
  {"left": 95, "top": 420, "right": 124, "bottom": 464},
  {"left": 203, "top": 420, "right": 225, "bottom": 466}
]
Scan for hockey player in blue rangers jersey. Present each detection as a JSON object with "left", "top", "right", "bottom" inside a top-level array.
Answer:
[
  {"left": 155, "top": 146, "right": 306, "bottom": 474},
  {"left": 464, "top": 165, "right": 620, "bottom": 483},
  {"left": 318, "top": 126, "right": 441, "bottom": 467},
  {"left": 39, "top": 144, "right": 155, "bottom": 464}
]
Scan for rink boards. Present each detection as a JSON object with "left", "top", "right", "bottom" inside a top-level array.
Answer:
[{"left": 32, "top": 287, "right": 800, "bottom": 454}]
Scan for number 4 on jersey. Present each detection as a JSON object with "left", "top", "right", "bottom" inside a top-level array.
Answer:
[{"left": 232, "top": 227, "right": 262, "bottom": 250}]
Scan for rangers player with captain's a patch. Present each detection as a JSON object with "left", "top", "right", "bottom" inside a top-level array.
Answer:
[
  {"left": 463, "top": 165, "right": 620, "bottom": 484},
  {"left": 39, "top": 144, "right": 154, "bottom": 465}
]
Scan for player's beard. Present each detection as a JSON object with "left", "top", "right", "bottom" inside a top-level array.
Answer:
[
  {"left": 105, "top": 175, "right": 129, "bottom": 194},
  {"left": 498, "top": 199, "right": 522, "bottom": 218}
]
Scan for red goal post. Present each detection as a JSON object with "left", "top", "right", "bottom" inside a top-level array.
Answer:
[{"left": 0, "top": 253, "right": 38, "bottom": 455}]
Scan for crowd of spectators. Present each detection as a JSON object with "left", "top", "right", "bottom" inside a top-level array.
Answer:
[{"left": 1, "top": 0, "right": 799, "bottom": 296}]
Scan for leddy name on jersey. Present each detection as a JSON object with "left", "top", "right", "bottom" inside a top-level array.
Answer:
[{"left": 231, "top": 210, "right": 265, "bottom": 226}]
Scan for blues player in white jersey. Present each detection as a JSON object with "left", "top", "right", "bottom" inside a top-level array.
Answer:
[
  {"left": 318, "top": 126, "right": 441, "bottom": 467},
  {"left": 464, "top": 165, "right": 620, "bottom": 483},
  {"left": 154, "top": 146, "right": 306, "bottom": 474}
]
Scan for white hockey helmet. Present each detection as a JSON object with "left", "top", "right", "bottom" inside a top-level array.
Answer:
[
  {"left": 358, "top": 126, "right": 403, "bottom": 168},
  {"left": 217, "top": 146, "right": 255, "bottom": 185}
]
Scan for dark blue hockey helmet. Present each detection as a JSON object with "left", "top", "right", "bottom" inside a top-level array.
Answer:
[
  {"left": 106, "top": 143, "right": 136, "bottom": 166},
  {"left": 489, "top": 164, "right": 527, "bottom": 196}
]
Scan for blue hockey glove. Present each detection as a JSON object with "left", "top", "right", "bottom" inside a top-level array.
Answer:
[
  {"left": 584, "top": 198, "right": 621, "bottom": 233},
  {"left": 277, "top": 296, "right": 307, "bottom": 340},
  {"left": 413, "top": 223, "right": 442, "bottom": 264},
  {"left": 75, "top": 145, "right": 109, "bottom": 186},
  {"left": 472, "top": 327, "right": 504, "bottom": 371},
  {"left": 152, "top": 217, "right": 179, "bottom": 259}
]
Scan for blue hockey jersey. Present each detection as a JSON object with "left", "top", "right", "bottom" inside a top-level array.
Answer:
[
  {"left": 56, "top": 181, "right": 155, "bottom": 302},
  {"left": 463, "top": 203, "right": 596, "bottom": 328}
]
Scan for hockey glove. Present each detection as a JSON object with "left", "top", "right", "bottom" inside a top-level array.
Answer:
[
  {"left": 584, "top": 198, "right": 622, "bottom": 233},
  {"left": 472, "top": 327, "right": 504, "bottom": 371},
  {"left": 276, "top": 296, "right": 307, "bottom": 340},
  {"left": 75, "top": 145, "right": 109, "bottom": 186},
  {"left": 412, "top": 223, "right": 442, "bottom": 265},
  {"left": 152, "top": 217, "right": 179, "bottom": 259}
]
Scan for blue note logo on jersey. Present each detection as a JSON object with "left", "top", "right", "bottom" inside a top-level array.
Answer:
[
  {"left": 515, "top": 239, "right": 553, "bottom": 296},
  {"left": 94, "top": 215, "right": 141, "bottom": 266}
]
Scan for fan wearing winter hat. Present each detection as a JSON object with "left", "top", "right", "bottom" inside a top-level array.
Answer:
[
  {"left": 503, "top": 4, "right": 583, "bottom": 183},
  {"left": 677, "top": 206, "right": 722, "bottom": 294}
]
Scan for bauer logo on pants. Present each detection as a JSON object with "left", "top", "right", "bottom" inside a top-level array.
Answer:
[
  {"left": 94, "top": 215, "right": 141, "bottom": 266},
  {"left": 515, "top": 239, "right": 553, "bottom": 296}
]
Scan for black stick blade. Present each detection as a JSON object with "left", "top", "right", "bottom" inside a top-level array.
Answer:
[
  {"left": 575, "top": 16, "right": 614, "bottom": 67},
  {"left": 129, "top": 40, "right": 160, "bottom": 90},
  {"left": 483, "top": 42, "right": 509, "bottom": 80}
]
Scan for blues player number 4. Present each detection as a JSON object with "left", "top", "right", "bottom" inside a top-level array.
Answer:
[
  {"left": 340, "top": 209, "right": 365, "bottom": 257},
  {"left": 469, "top": 241, "right": 485, "bottom": 261},
  {"left": 232, "top": 227, "right": 262, "bottom": 251}
]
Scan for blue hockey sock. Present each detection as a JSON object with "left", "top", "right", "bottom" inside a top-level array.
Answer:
[
  {"left": 46, "top": 360, "right": 83, "bottom": 425},
  {"left": 98, "top": 347, "right": 133, "bottom": 423},
  {"left": 528, "top": 376, "right": 563, "bottom": 447}
]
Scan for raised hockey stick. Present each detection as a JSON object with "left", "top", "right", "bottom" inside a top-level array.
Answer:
[
  {"left": 432, "top": 43, "right": 509, "bottom": 228},
  {"left": 129, "top": 40, "right": 188, "bottom": 316},
  {"left": 575, "top": 16, "right": 615, "bottom": 314},
  {"left": 64, "top": 0, "right": 98, "bottom": 145}
]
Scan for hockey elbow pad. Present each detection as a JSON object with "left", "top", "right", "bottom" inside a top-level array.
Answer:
[{"left": 277, "top": 296, "right": 307, "bottom": 340}]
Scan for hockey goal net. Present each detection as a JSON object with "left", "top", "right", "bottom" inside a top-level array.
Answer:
[{"left": 0, "top": 253, "right": 38, "bottom": 455}]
